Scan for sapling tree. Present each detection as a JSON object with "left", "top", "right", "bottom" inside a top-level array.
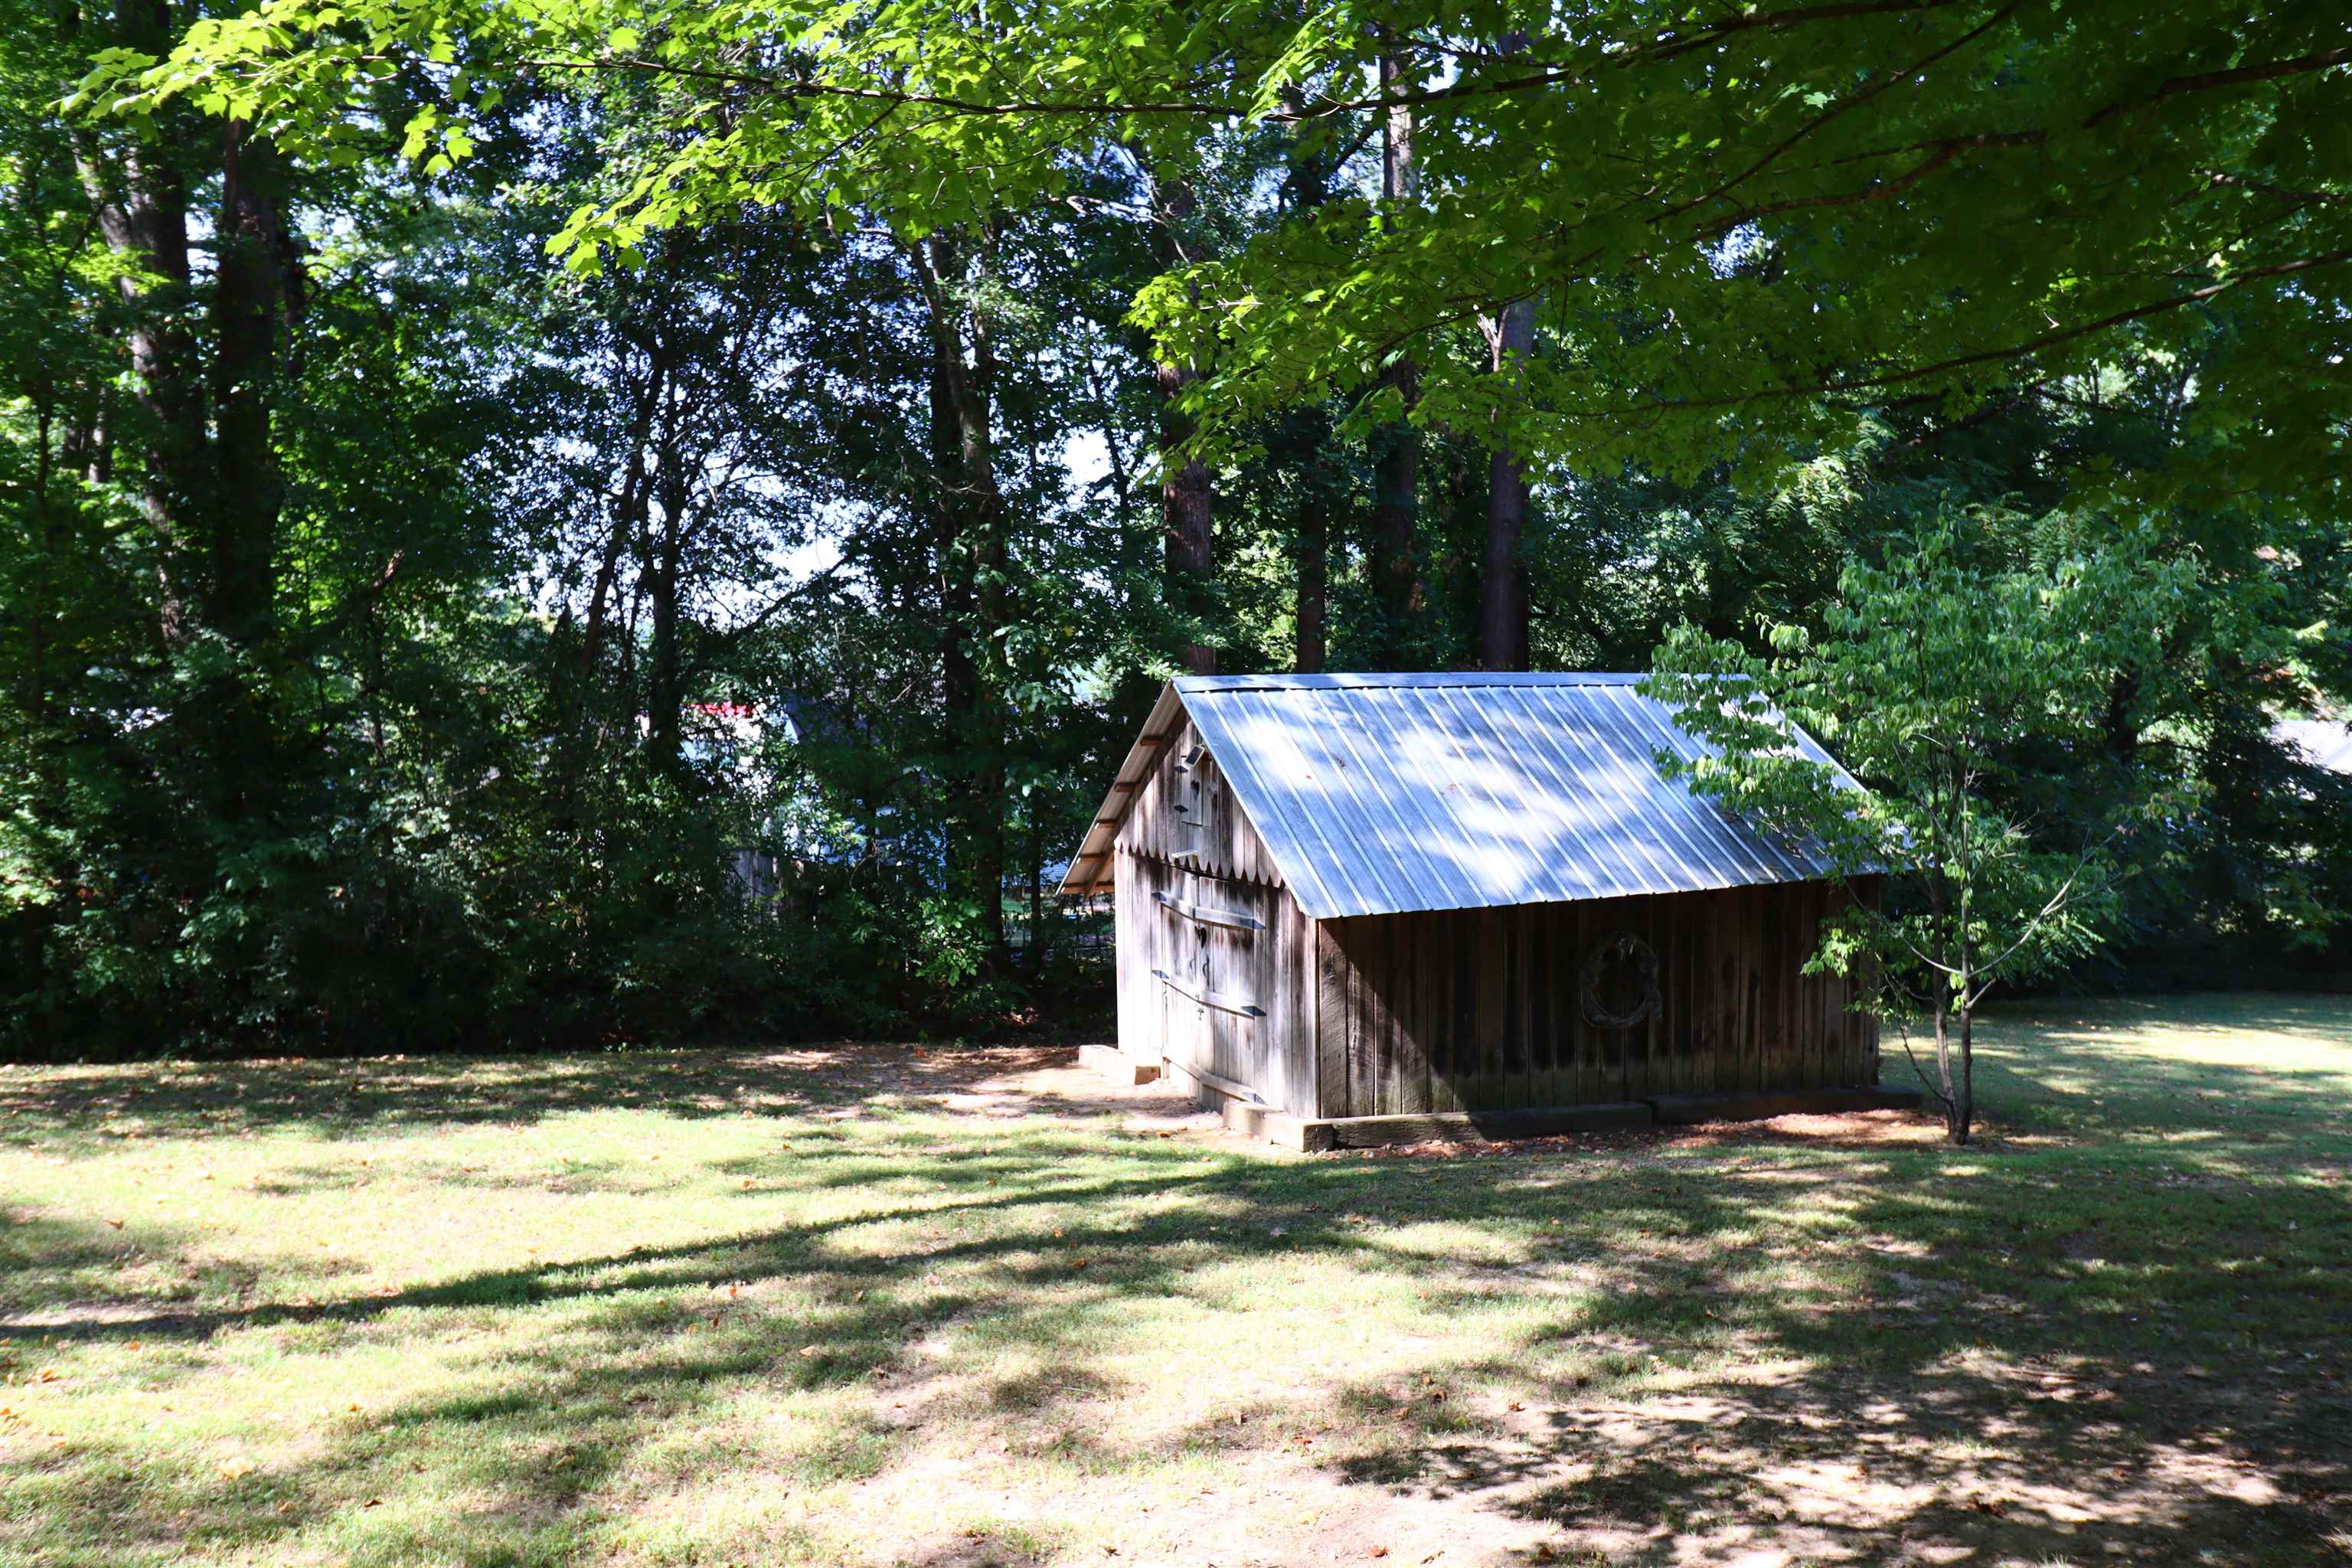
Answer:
[{"left": 1644, "top": 521, "right": 2191, "bottom": 1144}]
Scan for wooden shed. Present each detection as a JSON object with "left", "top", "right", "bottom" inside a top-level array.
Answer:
[{"left": 1060, "top": 674, "right": 1913, "bottom": 1148}]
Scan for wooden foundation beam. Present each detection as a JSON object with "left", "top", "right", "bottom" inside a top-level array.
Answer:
[
  {"left": 1161, "top": 1058, "right": 1923, "bottom": 1150},
  {"left": 1307, "top": 1103, "right": 1655, "bottom": 1148},
  {"left": 1647, "top": 1085, "right": 1924, "bottom": 1125}
]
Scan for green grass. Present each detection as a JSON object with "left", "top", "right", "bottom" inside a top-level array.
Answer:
[{"left": 3, "top": 994, "right": 2349, "bottom": 1566}]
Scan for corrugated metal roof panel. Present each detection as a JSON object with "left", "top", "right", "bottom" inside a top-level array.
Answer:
[
  {"left": 1058, "top": 672, "right": 1857, "bottom": 916},
  {"left": 2277, "top": 718, "right": 2352, "bottom": 775}
]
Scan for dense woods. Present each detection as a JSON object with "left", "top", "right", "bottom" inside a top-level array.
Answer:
[{"left": 3, "top": 0, "right": 2348, "bottom": 1057}]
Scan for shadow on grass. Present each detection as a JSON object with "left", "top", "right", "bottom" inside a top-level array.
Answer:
[
  {"left": 1874, "top": 991, "right": 2352, "bottom": 1146},
  {"left": 5, "top": 1000, "right": 2350, "bottom": 1565},
  {"left": 0, "top": 1041, "right": 1106, "bottom": 1155}
]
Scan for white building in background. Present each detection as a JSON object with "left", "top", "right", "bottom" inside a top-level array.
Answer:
[{"left": 2275, "top": 718, "right": 2352, "bottom": 777}]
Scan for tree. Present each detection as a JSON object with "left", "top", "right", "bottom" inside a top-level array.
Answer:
[
  {"left": 15, "top": 0, "right": 2347, "bottom": 1064},
  {"left": 1477, "top": 293, "right": 1537, "bottom": 671},
  {"left": 1364, "top": 47, "right": 1424, "bottom": 641},
  {"left": 1137, "top": 150, "right": 1219, "bottom": 677},
  {"left": 113, "top": 0, "right": 2347, "bottom": 543},
  {"left": 1643, "top": 520, "right": 2194, "bottom": 1143}
]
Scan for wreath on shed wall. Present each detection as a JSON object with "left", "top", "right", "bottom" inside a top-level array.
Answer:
[{"left": 1580, "top": 932, "right": 1662, "bottom": 1029}]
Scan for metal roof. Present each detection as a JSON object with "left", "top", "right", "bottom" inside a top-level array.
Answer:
[
  {"left": 2276, "top": 718, "right": 2352, "bottom": 775},
  {"left": 1059, "top": 672, "right": 1857, "bottom": 919}
]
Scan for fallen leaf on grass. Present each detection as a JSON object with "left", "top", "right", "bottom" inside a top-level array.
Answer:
[
  {"left": 105, "top": 1218, "right": 125, "bottom": 1230},
  {"left": 799, "top": 1345, "right": 822, "bottom": 1358},
  {"left": 217, "top": 1457, "right": 257, "bottom": 1480}
]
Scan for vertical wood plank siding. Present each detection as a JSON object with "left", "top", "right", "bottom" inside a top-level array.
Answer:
[
  {"left": 1115, "top": 715, "right": 1319, "bottom": 1115},
  {"left": 1314, "top": 880, "right": 1880, "bottom": 1119}
]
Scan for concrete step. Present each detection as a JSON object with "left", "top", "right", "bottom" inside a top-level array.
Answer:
[{"left": 1077, "top": 1043, "right": 1160, "bottom": 1086}]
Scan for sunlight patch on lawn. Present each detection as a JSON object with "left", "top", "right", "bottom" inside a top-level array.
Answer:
[{"left": 2, "top": 1003, "right": 2347, "bottom": 1566}]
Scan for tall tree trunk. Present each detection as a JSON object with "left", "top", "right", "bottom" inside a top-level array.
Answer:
[
  {"left": 645, "top": 462, "right": 689, "bottom": 774},
  {"left": 1027, "top": 837, "right": 1046, "bottom": 980},
  {"left": 25, "top": 383, "right": 58, "bottom": 720},
  {"left": 1158, "top": 360, "right": 1217, "bottom": 675},
  {"left": 62, "top": 387, "right": 109, "bottom": 485},
  {"left": 919, "top": 233, "right": 1009, "bottom": 963},
  {"left": 1266, "top": 400, "right": 1338, "bottom": 675},
  {"left": 1152, "top": 170, "right": 1217, "bottom": 675},
  {"left": 1368, "top": 52, "right": 1423, "bottom": 636},
  {"left": 2102, "top": 666, "right": 2141, "bottom": 764},
  {"left": 1245, "top": 362, "right": 1340, "bottom": 674},
  {"left": 1295, "top": 459, "right": 1331, "bottom": 674},
  {"left": 211, "top": 119, "right": 289, "bottom": 646},
  {"left": 74, "top": 15, "right": 204, "bottom": 648},
  {"left": 1282, "top": 123, "right": 1338, "bottom": 676},
  {"left": 583, "top": 346, "right": 668, "bottom": 701},
  {"left": 1479, "top": 296, "right": 1538, "bottom": 671}
]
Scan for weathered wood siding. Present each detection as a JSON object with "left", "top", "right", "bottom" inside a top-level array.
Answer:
[
  {"left": 1113, "top": 714, "right": 1284, "bottom": 883},
  {"left": 1112, "top": 716, "right": 1317, "bottom": 1115},
  {"left": 1313, "top": 880, "right": 1879, "bottom": 1118}
]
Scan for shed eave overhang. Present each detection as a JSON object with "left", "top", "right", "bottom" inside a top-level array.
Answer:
[{"left": 1054, "top": 681, "right": 1187, "bottom": 897}]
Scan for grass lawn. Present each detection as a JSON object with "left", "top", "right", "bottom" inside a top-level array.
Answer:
[{"left": 2, "top": 994, "right": 2349, "bottom": 1567}]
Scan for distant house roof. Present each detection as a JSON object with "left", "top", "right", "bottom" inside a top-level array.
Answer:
[
  {"left": 2276, "top": 718, "right": 2352, "bottom": 775},
  {"left": 1062, "top": 672, "right": 1859, "bottom": 920}
]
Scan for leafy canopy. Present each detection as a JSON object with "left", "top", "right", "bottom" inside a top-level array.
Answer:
[
  {"left": 1642, "top": 518, "right": 2196, "bottom": 1022},
  {"left": 83, "top": 0, "right": 2352, "bottom": 495}
]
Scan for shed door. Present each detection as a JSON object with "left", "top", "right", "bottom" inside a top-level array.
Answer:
[
  {"left": 1203, "top": 915, "right": 1258, "bottom": 1092},
  {"left": 1162, "top": 892, "right": 1210, "bottom": 1081}
]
